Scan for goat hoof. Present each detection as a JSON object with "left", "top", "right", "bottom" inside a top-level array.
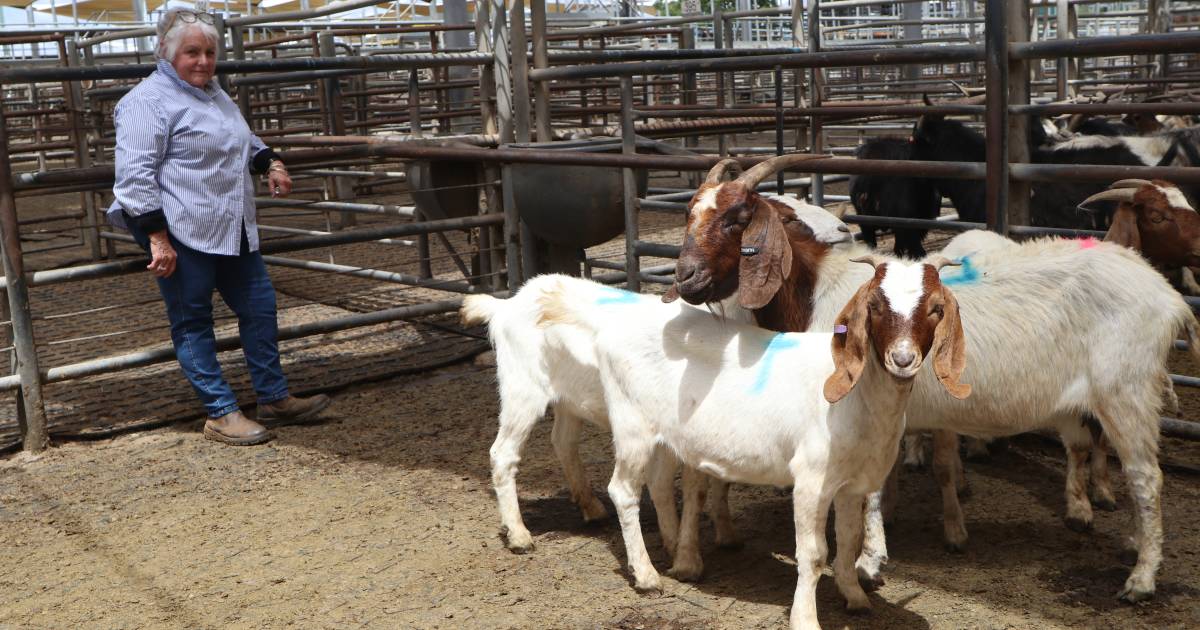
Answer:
[
  {"left": 507, "top": 542, "right": 535, "bottom": 554},
  {"left": 964, "top": 451, "right": 991, "bottom": 463},
  {"left": 1064, "top": 516, "right": 1093, "bottom": 533},
  {"left": 1117, "top": 583, "right": 1154, "bottom": 604},
  {"left": 902, "top": 461, "right": 926, "bottom": 472},
  {"left": 956, "top": 482, "right": 973, "bottom": 500},
  {"left": 716, "top": 537, "right": 745, "bottom": 550},
  {"left": 633, "top": 577, "right": 663, "bottom": 595},
  {"left": 845, "top": 596, "right": 873, "bottom": 615},
  {"left": 857, "top": 571, "right": 885, "bottom": 592},
  {"left": 579, "top": 497, "right": 609, "bottom": 523},
  {"left": 1092, "top": 496, "right": 1118, "bottom": 512},
  {"left": 501, "top": 528, "right": 535, "bottom": 554},
  {"left": 1119, "top": 548, "right": 1139, "bottom": 566},
  {"left": 667, "top": 563, "right": 704, "bottom": 583},
  {"left": 944, "top": 539, "right": 966, "bottom": 554}
]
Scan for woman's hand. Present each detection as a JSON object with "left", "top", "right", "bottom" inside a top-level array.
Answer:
[
  {"left": 147, "top": 230, "right": 177, "bottom": 278},
  {"left": 268, "top": 160, "right": 292, "bottom": 197}
]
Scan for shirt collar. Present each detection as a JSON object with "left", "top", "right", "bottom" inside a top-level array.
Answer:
[{"left": 156, "top": 58, "right": 219, "bottom": 100}]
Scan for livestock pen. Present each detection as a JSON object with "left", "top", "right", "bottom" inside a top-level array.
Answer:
[{"left": 2, "top": 0, "right": 1200, "bottom": 628}]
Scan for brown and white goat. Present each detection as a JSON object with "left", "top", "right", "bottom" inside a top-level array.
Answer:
[
  {"left": 667, "top": 154, "right": 1200, "bottom": 604},
  {"left": 1080, "top": 178, "right": 1200, "bottom": 276}
]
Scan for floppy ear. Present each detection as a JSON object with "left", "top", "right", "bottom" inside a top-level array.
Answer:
[
  {"left": 931, "top": 285, "right": 971, "bottom": 400},
  {"left": 1104, "top": 205, "right": 1141, "bottom": 250},
  {"left": 662, "top": 284, "right": 680, "bottom": 303},
  {"left": 823, "top": 280, "right": 873, "bottom": 403},
  {"left": 737, "top": 200, "right": 793, "bottom": 310}
]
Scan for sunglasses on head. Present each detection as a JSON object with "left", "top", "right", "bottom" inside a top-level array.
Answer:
[{"left": 166, "top": 10, "right": 215, "bottom": 30}]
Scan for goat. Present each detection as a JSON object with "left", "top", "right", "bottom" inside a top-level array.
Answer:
[
  {"left": 534, "top": 266, "right": 969, "bottom": 629},
  {"left": 848, "top": 137, "right": 942, "bottom": 258},
  {"left": 461, "top": 178, "right": 850, "bottom": 574},
  {"left": 461, "top": 287, "right": 742, "bottom": 560},
  {"left": 668, "top": 154, "right": 1200, "bottom": 603},
  {"left": 1123, "top": 113, "right": 1197, "bottom": 135},
  {"left": 1079, "top": 178, "right": 1200, "bottom": 272},
  {"left": 910, "top": 113, "right": 1195, "bottom": 229}
]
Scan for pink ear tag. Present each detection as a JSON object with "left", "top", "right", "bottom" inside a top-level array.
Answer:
[{"left": 834, "top": 324, "right": 848, "bottom": 334}]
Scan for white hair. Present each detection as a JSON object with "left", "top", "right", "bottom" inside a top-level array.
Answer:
[{"left": 155, "top": 9, "right": 220, "bottom": 61}]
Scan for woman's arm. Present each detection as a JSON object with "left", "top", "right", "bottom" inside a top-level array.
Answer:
[
  {"left": 250, "top": 135, "right": 292, "bottom": 197},
  {"left": 114, "top": 98, "right": 177, "bottom": 277},
  {"left": 113, "top": 98, "right": 169, "bottom": 233}
]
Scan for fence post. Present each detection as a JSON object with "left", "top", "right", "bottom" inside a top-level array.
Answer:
[
  {"left": 621, "top": 76, "right": 640, "bottom": 293},
  {"left": 0, "top": 94, "right": 49, "bottom": 453},
  {"left": 984, "top": 0, "right": 1010, "bottom": 235},
  {"left": 808, "top": 0, "right": 824, "bottom": 206},
  {"left": 65, "top": 39, "right": 101, "bottom": 261},
  {"left": 318, "top": 32, "right": 355, "bottom": 230},
  {"left": 530, "top": 0, "right": 551, "bottom": 142},
  {"left": 1007, "top": 1, "right": 1031, "bottom": 229}
]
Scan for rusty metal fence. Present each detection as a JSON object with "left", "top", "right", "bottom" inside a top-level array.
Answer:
[{"left": 2, "top": 0, "right": 1200, "bottom": 451}]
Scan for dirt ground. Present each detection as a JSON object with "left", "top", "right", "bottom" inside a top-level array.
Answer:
[{"left": 2, "top": 356, "right": 1200, "bottom": 630}]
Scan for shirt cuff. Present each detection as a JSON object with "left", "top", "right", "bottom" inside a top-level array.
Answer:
[
  {"left": 127, "top": 209, "right": 168, "bottom": 235},
  {"left": 251, "top": 148, "right": 282, "bottom": 175}
]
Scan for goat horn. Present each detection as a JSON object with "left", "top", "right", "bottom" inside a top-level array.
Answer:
[
  {"left": 849, "top": 254, "right": 889, "bottom": 269},
  {"left": 923, "top": 93, "right": 935, "bottom": 107},
  {"left": 704, "top": 158, "right": 743, "bottom": 185},
  {"left": 926, "top": 255, "right": 960, "bottom": 271},
  {"left": 736, "top": 153, "right": 831, "bottom": 190},
  {"left": 1078, "top": 188, "right": 1137, "bottom": 211},
  {"left": 1109, "top": 179, "right": 1153, "bottom": 190}
]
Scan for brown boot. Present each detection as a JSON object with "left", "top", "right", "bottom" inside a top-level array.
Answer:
[
  {"left": 203, "top": 410, "right": 271, "bottom": 446},
  {"left": 257, "top": 394, "right": 331, "bottom": 428}
]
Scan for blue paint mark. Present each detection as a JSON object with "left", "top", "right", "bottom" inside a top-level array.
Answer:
[
  {"left": 751, "top": 334, "right": 801, "bottom": 395},
  {"left": 940, "top": 255, "right": 980, "bottom": 286},
  {"left": 595, "top": 286, "right": 642, "bottom": 305}
]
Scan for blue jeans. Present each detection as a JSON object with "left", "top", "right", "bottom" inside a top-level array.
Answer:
[{"left": 128, "top": 220, "right": 289, "bottom": 418}]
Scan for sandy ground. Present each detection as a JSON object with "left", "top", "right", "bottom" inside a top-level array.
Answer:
[{"left": 2, "top": 357, "right": 1199, "bottom": 630}]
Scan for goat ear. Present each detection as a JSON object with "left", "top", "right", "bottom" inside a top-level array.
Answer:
[
  {"left": 823, "top": 280, "right": 873, "bottom": 403},
  {"left": 662, "top": 284, "right": 680, "bottom": 303},
  {"left": 931, "top": 285, "right": 971, "bottom": 400},
  {"left": 737, "top": 200, "right": 792, "bottom": 310},
  {"left": 1105, "top": 205, "right": 1141, "bottom": 250}
]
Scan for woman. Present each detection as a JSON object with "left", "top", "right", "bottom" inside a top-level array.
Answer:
[{"left": 110, "top": 9, "right": 330, "bottom": 446}]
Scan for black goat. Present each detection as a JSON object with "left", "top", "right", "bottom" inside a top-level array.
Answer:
[
  {"left": 1068, "top": 115, "right": 1139, "bottom": 137},
  {"left": 849, "top": 137, "right": 941, "bottom": 258},
  {"left": 910, "top": 113, "right": 1193, "bottom": 229}
]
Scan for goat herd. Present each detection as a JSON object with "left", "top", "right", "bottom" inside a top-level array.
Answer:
[{"left": 459, "top": 114, "right": 1200, "bottom": 629}]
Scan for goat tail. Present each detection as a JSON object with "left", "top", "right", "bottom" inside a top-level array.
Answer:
[
  {"left": 1163, "top": 371, "right": 1181, "bottom": 417},
  {"left": 1185, "top": 316, "right": 1200, "bottom": 374},
  {"left": 460, "top": 294, "right": 500, "bottom": 328}
]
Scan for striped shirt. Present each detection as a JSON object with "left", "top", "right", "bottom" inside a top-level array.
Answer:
[{"left": 109, "top": 58, "right": 266, "bottom": 255}]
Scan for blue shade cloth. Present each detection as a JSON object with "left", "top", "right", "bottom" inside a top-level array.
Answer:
[{"left": 110, "top": 59, "right": 268, "bottom": 255}]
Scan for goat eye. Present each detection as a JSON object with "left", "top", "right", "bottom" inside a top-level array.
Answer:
[{"left": 1149, "top": 212, "right": 1167, "bottom": 224}]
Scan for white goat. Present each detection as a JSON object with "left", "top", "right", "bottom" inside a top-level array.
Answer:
[
  {"left": 534, "top": 263, "right": 970, "bottom": 630},
  {"left": 462, "top": 188, "right": 851, "bottom": 575},
  {"left": 670, "top": 156, "right": 1197, "bottom": 601},
  {"left": 462, "top": 281, "right": 757, "bottom": 561},
  {"left": 802, "top": 232, "right": 1196, "bottom": 603},
  {"left": 901, "top": 230, "right": 1019, "bottom": 469}
]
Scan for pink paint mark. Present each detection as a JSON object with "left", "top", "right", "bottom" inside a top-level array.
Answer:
[{"left": 1076, "top": 236, "right": 1099, "bottom": 250}]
